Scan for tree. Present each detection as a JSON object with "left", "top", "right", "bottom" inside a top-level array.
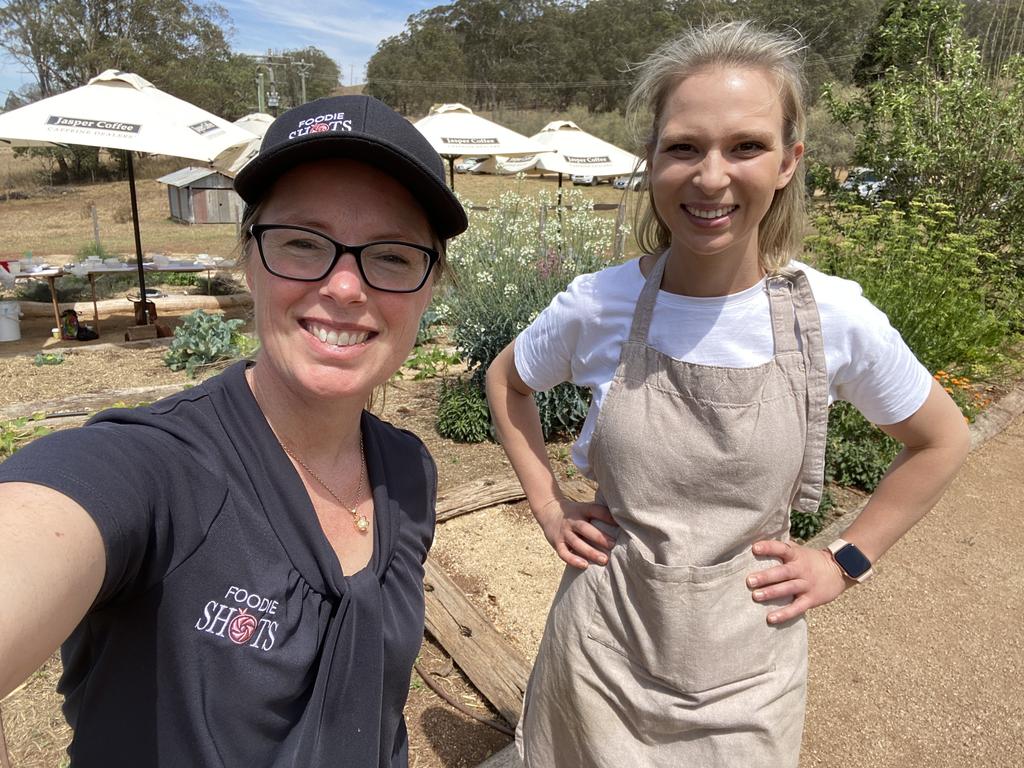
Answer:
[
  {"left": 826, "top": 0, "right": 1024, "bottom": 311},
  {"left": 0, "top": 0, "right": 247, "bottom": 180},
  {"left": 367, "top": 7, "right": 470, "bottom": 114},
  {"left": 276, "top": 47, "right": 341, "bottom": 109},
  {"left": 852, "top": 0, "right": 966, "bottom": 84},
  {"left": 734, "top": 0, "right": 887, "bottom": 89},
  {"left": 963, "top": 0, "right": 1024, "bottom": 74}
]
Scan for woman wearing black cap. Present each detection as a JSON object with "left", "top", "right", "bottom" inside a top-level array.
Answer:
[{"left": 0, "top": 95, "right": 467, "bottom": 766}]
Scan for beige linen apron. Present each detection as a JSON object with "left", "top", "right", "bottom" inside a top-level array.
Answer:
[{"left": 518, "top": 252, "right": 829, "bottom": 767}]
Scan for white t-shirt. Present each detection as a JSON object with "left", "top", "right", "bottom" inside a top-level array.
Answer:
[{"left": 514, "top": 258, "right": 933, "bottom": 476}]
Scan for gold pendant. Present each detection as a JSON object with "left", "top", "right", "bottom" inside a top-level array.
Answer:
[{"left": 355, "top": 515, "right": 370, "bottom": 533}]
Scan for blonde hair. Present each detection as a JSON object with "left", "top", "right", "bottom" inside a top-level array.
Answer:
[{"left": 627, "top": 21, "right": 808, "bottom": 272}]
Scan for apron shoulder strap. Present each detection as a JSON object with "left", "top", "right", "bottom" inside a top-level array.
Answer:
[
  {"left": 765, "top": 272, "right": 799, "bottom": 355},
  {"left": 780, "top": 268, "right": 830, "bottom": 514},
  {"left": 626, "top": 251, "right": 669, "bottom": 345}
]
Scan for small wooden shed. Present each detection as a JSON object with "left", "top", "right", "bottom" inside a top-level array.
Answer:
[{"left": 157, "top": 167, "right": 243, "bottom": 225}]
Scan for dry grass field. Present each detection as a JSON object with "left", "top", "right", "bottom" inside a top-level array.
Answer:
[{"left": 0, "top": 147, "right": 641, "bottom": 263}]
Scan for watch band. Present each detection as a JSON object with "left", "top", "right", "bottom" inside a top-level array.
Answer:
[{"left": 827, "top": 538, "right": 875, "bottom": 583}]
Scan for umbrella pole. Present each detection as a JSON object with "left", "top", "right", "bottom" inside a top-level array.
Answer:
[
  {"left": 447, "top": 157, "right": 455, "bottom": 189},
  {"left": 557, "top": 173, "right": 563, "bottom": 208},
  {"left": 126, "top": 150, "right": 150, "bottom": 324}
]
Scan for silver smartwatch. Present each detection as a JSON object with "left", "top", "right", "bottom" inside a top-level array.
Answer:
[{"left": 827, "top": 538, "right": 875, "bottom": 583}]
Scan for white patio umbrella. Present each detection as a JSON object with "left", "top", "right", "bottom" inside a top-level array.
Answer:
[
  {"left": 0, "top": 69, "right": 253, "bottom": 323},
  {"left": 472, "top": 154, "right": 540, "bottom": 175},
  {"left": 531, "top": 121, "right": 644, "bottom": 187},
  {"left": 218, "top": 112, "right": 274, "bottom": 177},
  {"left": 413, "top": 103, "right": 549, "bottom": 187}
]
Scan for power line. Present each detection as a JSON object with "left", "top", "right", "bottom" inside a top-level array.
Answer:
[
  {"left": 367, "top": 78, "right": 632, "bottom": 89},
  {"left": 366, "top": 51, "right": 869, "bottom": 90}
]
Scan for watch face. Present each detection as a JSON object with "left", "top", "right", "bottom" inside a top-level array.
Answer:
[{"left": 835, "top": 543, "right": 872, "bottom": 578}]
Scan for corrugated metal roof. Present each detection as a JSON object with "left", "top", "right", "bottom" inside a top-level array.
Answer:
[{"left": 157, "top": 166, "right": 225, "bottom": 187}]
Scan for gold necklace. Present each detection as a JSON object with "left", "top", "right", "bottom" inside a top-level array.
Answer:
[{"left": 281, "top": 433, "right": 370, "bottom": 533}]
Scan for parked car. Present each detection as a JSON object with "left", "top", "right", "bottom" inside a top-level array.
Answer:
[
  {"left": 840, "top": 167, "right": 886, "bottom": 200},
  {"left": 613, "top": 172, "right": 647, "bottom": 191},
  {"left": 571, "top": 174, "right": 602, "bottom": 186},
  {"left": 455, "top": 157, "right": 487, "bottom": 174}
]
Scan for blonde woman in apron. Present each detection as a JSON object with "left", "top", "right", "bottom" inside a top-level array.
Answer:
[{"left": 486, "top": 21, "right": 970, "bottom": 768}]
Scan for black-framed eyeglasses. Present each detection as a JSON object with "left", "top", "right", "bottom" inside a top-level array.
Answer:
[{"left": 250, "top": 224, "right": 439, "bottom": 293}]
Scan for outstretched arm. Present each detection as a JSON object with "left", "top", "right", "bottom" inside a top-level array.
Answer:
[
  {"left": 486, "top": 342, "right": 617, "bottom": 569},
  {"left": 748, "top": 379, "right": 971, "bottom": 623},
  {"left": 0, "top": 483, "right": 105, "bottom": 698}
]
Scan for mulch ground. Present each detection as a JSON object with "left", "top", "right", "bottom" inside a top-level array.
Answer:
[{"left": 3, "top": 304, "right": 1023, "bottom": 768}]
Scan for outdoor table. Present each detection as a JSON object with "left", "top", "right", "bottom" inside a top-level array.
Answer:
[
  {"left": 81, "top": 262, "right": 233, "bottom": 336},
  {"left": 12, "top": 267, "right": 64, "bottom": 331}
]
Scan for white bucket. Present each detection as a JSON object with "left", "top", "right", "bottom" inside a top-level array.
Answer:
[{"left": 0, "top": 300, "right": 22, "bottom": 342}]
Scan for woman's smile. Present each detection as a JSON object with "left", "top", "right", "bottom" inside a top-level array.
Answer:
[
  {"left": 246, "top": 158, "right": 435, "bottom": 403},
  {"left": 650, "top": 66, "right": 802, "bottom": 278}
]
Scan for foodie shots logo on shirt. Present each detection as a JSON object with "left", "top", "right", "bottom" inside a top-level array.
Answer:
[
  {"left": 194, "top": 584, "right": 280, "bottom": 651},
  {"left": 288, "top": 112, "right": 353, "bottom": 139},
  {"left": 46, "top": 115, "right": 141, "bottom": 134}
]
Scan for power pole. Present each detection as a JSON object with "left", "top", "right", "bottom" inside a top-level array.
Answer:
[{"left": 294, "top": 61, "right": 313, "bottom": 104}]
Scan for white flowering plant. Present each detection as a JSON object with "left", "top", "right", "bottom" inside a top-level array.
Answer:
[{"left": 436, "top": 188, "right": 618, "bottom": 440}]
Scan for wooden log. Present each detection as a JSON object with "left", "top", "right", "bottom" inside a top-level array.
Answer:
[
  {"left": 561, "top": 476, "right": 598, "bottom": 503},
  {"left": 0, "top": 384, "right": 187, "bottom": 422},
  {"left": 435, "top": 477, "right": 524, "bottom": 522},
  {"left": 435, "top": 474, "right": 597, "bottom": 523},
  {"left": 423, "top": 559, "right": 532, "bottom": 726}
]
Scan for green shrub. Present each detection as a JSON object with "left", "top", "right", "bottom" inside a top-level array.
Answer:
[
  {"left": 438, "top": 188, "right": 616, "bottom": 439},
  {"left": 159, "top": 271, "right": 199, "bottom": 287},
  {"left": 824, "top": 402, "right": 901, "bottom": 492},
  {"left": 164, "top": 310, "right": 249, "bottom": 378},
  {"left": 790, "top": 488, "right": 835, "bottom": 542},
  {"left": 809, "top": 200, "right": 1018, "bottom": 377},
  {"left": 76, "top": 241, "right": 113, "bottom": 259},
  {"left": 436, "top": 378, "right": 491, "bottom": 443},
  {"left": 404, "top": 345, "right": 460, "bottom": 380},
  {"left": 0, "top": 414, "right": 51, "bottom": 460},
  {"left": 416, "top": 308, "right": 442, "bottom": 345},
  {"left": 33, "top": 352, "right": 65, "bottom": 366},
  {"left": 535, "top": 382, "right": 591, "bottom": 441}
]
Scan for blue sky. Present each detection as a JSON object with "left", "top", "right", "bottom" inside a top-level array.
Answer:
[{"left": 0, "top": 0, "right": 433, "bottom": 101}]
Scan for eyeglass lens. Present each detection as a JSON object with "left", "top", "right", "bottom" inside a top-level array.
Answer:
[{"left": 259, "top": 227, "right": 432, "bottom": 291}]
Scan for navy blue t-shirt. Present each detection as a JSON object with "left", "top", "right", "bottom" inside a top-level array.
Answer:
[{"left": 0, "top": 361, "right": 436, "bottom": 767}]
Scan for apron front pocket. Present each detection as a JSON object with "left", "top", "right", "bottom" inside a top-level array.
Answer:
[{"left": 586, "top": 540, "right": 790, "bottom": 694}]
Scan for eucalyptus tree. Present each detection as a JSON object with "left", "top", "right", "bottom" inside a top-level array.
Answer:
[{"left": 0, "top": 0, "right": 250, "bottom": 180}]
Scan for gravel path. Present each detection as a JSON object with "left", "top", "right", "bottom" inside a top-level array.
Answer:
[
  {"left": 481, "top": 389, "right": 1024, "bottom": 768},
  {"left": 801, "top": 403, "right": 1024, "bottom": 767}
]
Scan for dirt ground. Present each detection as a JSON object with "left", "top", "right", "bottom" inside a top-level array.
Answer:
[
  {"left": 4, "top": 298, "right": 1023, "bottom": 768},
  {"left": 0, "top": 303, "right": 535, "bottom": 767}
]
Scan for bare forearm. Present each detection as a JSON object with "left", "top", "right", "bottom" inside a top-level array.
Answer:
[
  {"left": 840, "top": 381, "right": 971, "bottom": 563},
  {"left": 0, "top": 483, "right": 105, "bottom": 698},
  {"left": 486, "top": 344, "right": 617, "bottom": 568},
  {"left": 485, "top": 344, "right": 563, "bottom": 513}
]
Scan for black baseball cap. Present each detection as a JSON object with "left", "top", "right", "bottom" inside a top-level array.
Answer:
[{"left": 234, "top": 95, "right": 467, "bottom": 240}]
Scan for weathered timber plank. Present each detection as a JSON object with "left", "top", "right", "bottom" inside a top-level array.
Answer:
[
  {"left": 561, "top": 476, "right": 598, "bottom": 503},
  {"left": 423, "top": 559, "right": 531, "bottom": 726},
  {"left": 0, "top": 384, "right": 187, "bottom": 422},
  {"left": 436, "top": 477, "right": 524, "bottom": 522},
  {"left": 435, "top": 474, "right": 598, "bottom": 523}
]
